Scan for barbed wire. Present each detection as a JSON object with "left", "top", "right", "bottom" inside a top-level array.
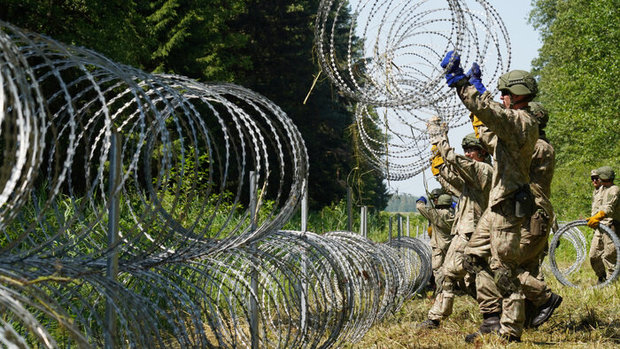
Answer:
[
  {"left": 0, "top": 21, "right": 434, "bottom": 348},
  {"left": 315, "top": 0, "right": 511, "bottom": 177}
]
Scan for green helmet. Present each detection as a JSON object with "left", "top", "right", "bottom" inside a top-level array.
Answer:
[
  {"left": 461, "top": 132, "right": 484, "bottom": 151},
  {"left": 436, "top": 194, "right": 453, "bottom": 207},
  {"left": 430, "top": 188, "right": 444, "bottom": 199},
  {"left": 498, "top": 70, "right": 538, "bottom": 97},
  {"left": 596, "top": 166, "right": 615, "bottom": 181},
  {"left": 528, "top": 101, "right": 549, "bottom": 128}
]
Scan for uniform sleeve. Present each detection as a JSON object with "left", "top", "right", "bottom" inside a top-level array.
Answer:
[
  {"left": 437, "top": 162, "right": 464, "bottom": 195},
  {"left": 600, "top": 186, "right": 620, "bottom": 219},
  {"left": 436, "top": 134, "right": 484, "bottom": 189},
  {"left": 417, "top": 202, "right": 441, "bottom": 223},
  {"left": 456, "top": 84, "right": 531, "bottom": 143}
]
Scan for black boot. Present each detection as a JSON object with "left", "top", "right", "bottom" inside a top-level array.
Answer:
[
  {"left": 465, "top": 313, "right": 500, "bottom": 343},
  {"left": 531, "top": 293, "right": 562, "bottom": 328},
  {"left": 416, "top": 319, "right": 440, "bottom": 330}
]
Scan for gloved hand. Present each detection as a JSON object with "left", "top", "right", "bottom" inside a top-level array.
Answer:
[
  {"left": 470, "top": 114, "right": 484, "bottom": 138},
  {"left": 430, "top": 154, "right": 444, "bottom": 176},
  {"left": 416, "top": 196, "right": 427, "bottom": 205},
  {"left": 427, "top": 226, "right": 433, "bottom": 238},
  {"left": 440, "top": 51, "right": 466, "bottom": 87},
  {"left": 467, "top": 62, "right": 486, "bottom": 94},
  {"left": 587, "top": 210, "right": 606, "bottom": 228},
  {"left": 426, "top": 116, "right": 447, "bottom": 144},
  {"left": 451, "top": 201, "right": 457, "bottom": 209}
]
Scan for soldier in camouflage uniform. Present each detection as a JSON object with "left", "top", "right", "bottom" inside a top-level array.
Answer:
[
  {"left": 518, "top": 102, "right": 562, "bottom": 328},
  {"left": 416, "top": 193, "right": 455, "bottom": 294},
  {"left": 587, "top": 166, "right": 620, "bottom": 281},
  {"left": 417, "top": 132, "right": 493, "bottom": 329},
  {"left": 437, "top": 53, "right": 539, "bottom": 342}
]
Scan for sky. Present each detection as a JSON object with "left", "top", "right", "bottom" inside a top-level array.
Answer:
[{"left": 386, "top": 1, "right": 542, "bottom": 197}]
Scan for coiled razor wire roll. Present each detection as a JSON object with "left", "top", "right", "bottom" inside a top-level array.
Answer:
[
  {"left": 548, "top": 220, "right": 620, "bottom": 288},
  {"left": 315, "top": 0, "right": 510, "bottom": 108},
  {"left": 316, "top": 0, "right": 511, "bottom": 178},
  {"left": 542, "top": 221, "right": 588, "bottom": 277},
  {"left": 0, "top": 21, "right": 436, "bottom": 348}
]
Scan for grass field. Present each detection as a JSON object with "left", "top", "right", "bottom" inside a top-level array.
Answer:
[{"left": 344, "top": 269, "right": 620, "bottom": 348}]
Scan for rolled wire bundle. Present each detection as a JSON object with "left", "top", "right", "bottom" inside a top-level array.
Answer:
[
  {"left": 548, "top": 220, "right": 620, "bottom": 288},
  {"left": 316, "top": 0, "right": 510, "bottom": 178},
  {"left": 315, "top": 0, "right": 510, "bottom": 109},
  {"left": 0, "top": 20, "right": 308, "bottom": 265},
  {"left": 542, "top": 221, "right": 588, "bottom": 277}
]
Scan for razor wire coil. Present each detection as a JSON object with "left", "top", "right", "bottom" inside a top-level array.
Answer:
[{"left": 0, "top": 20, "right": 436, "bottom": 348}]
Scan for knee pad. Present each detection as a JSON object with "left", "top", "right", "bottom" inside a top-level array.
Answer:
[
  {"left": 463, "top": 254, "right": 485, "bottom": 274},
  {"left": 493, "top": 268, "right": 520, "bottom": 297}
]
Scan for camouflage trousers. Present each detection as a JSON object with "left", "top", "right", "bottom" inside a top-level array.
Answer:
[
  {"left": 589, "top": 224, "right": 618, "bottom": 279},
  {"left": 428, "top": 234, "right": 475, "bottom": 321},
  {"left": 431, "top": 244, "right": 450, "bottom": 293},
  {"left": 518, "top": 209, "right": 553, "bottom": 307},
  {"left": 465, "top": 199, "right": 526, "bottom": 338}
]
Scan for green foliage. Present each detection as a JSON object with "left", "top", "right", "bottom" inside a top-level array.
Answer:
[{"left": 530, "top": 0, "right": 620, "bottom": 219}]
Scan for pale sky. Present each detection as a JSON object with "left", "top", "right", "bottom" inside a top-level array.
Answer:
[{"left": 387, "top": 1, "right": 542, "bottom": 196}]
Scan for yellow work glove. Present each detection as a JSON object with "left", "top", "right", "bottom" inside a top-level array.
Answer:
[
  {"left": 427, "top": 226, "right": 433, "bottom": 238},
  {"left": 587, "top": 210, "right": 606, "bottom": 228},
  {"left": 471, "top": 114, "right": 484, "bottom": 138},
  {"left": 430, "top": 155, "right": 444, "bottom": 176}
]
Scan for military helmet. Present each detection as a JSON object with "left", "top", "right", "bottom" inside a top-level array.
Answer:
[
  {"left": 461, "top": 132, "right": 484, "bottom": 151},
  {"left": 497, "top": 70, "right": 538, "bottom": 96},
  {"left": 430, "top": 188, "right": 444, "bottom": 199},
  {"left": 436, "top": 194, "right": 453, "bottom": 207},
  {"left": 528, "top": 101, "right": 549, "bottom": 127},
  {"left": 596, "top": 166, "right": 615, "bottom": 181}
]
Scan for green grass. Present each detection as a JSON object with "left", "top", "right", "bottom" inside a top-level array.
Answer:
[{"left": 343, "top": 269, "right": 620, "bottom": 348}]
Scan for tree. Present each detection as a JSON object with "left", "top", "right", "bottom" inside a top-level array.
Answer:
[{"left": 530, "top": 0, "right": 620, "bottom": 218}]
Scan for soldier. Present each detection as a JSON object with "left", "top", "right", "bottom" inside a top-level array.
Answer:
[
  {"left": 437, "top": 52, "right": 539, "bottom": 342},
  {"left": 519, "top": 101, "right": 562, "bottom": 328},
  {"left": 416, "top": 193, "right": 455, "bottom": 295},
  {"left": 417, "top": 131, "right": 492, "bottom": 329},
  {"left": 587, "top": 166, "right": 619, "bottom": 282}
]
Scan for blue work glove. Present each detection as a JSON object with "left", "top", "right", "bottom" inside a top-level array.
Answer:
[
  {"left": 416, "top": 196, "right": 427, "bottom": 205},
  {"left": 440, "top": 51, "right": 466, "bottom": 87},
  {"left": 451, "top": 201, "right": 457, "bottom": 209},
  {"left": 467, "top": 62, "right": 486, "bottom": 94}
]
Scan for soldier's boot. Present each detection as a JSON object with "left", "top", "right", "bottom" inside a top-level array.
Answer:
[
  {"left": 416, "top": 319, "right": 440, "bottom": 330},
  {"left": 464, "top": 312, "right": 500, "bottom": 343},
  {"left": 531, "top": 292, "right": 562, "bottom": 328}
]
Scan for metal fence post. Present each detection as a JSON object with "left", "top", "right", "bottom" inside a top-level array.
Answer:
[
  {"left": 105, "top": 132, "right": 121, "bottom": 349},
  {"left": 300, "top": 183, "right": 308, "bottom": 338},
  {"left": 347, "top": 186, "right": 352, "bottom": 232},
  {"left": 249, "top": 171, "right": 259, "bottom": 349},
  {"left": 360, "top": 206, "right": 368, "bottom": 238},
  {"left": 406, "top": 215, "right": 410, "bottom": 237}
]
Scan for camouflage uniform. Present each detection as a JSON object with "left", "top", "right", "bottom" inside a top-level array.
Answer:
[
  {"left": 589, "top": 183, "right": 620, "bottom": 279},
  {"left": 417, "top": 200, "right": 455, "bottom": 291},
  {"left": 457, "top": 83, "right": 538, "bottom": 338},
  {"left": 428, "top": 134, "right": 492, "bottom": 321},
  {"left": 518, "top": 135, "right": 555, "bottom": 307}
]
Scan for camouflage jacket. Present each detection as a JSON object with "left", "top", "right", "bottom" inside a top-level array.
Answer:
[
  {"left": 436, "top": 134, "right": 492, "bottom": 238},
  {"left": 456, "top": 84, "right": 538, "bottom": 208},
  {"left": 599, "top": 184, "right": 620, "bottom": 224},
  {"left": 530, "top": 137, "right": 556, "bottom": 220},
  {"left": 416, "top": 202, "right": 455, "bottom": 251}
]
